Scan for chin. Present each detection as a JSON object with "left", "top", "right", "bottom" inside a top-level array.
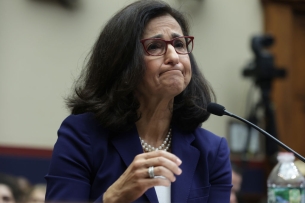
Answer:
[{"left": 166, "top": 85, "right": 185, "bottom": 96}]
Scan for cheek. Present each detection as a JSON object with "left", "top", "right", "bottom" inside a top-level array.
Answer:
[
  {"left": 183, "top": 58, "right": 192, "bottom": 81},
  {"left": 143, "top": 58, "right": 163, "bottom": 80},
  {"left": 143, "top": 64, "right": 157, "bottom": 82},
  {"left": 144, "top": 56, "right": 156, "bottom": 71},
  {"left": 187, "top": 63, "right": 192, "bottom": 75}
]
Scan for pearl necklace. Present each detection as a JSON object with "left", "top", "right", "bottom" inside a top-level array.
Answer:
[{"left": 139, "top": 128, "right": 172, "bottom": 152}]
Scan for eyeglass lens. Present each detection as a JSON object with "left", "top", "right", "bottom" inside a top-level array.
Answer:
[{"left": 143, "top": 37, "right": 192, "bottom": 56}]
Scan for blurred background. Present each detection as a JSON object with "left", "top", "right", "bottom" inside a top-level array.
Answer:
[{"left": 1, "top": 0, "right": 304, "bottom": 202}]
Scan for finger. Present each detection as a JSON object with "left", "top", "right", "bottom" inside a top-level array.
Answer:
[
  {"left": 138, "top": 176, "right": 172, "bottom": 188},
  {"left": 144, "top": 156, "right": 182, "bottom": 176},
  {"left": 143, "top": 150, "right": 182, "bottom": 166},
  {"left": 132, "top": 165, "right": 176, "bottom": 182},
  {"left": 153, "top": 166, "right": 176, "bottom": 182}
]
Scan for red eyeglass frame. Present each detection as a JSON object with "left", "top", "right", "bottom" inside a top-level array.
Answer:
[{"left": 140, "top": 36, "right": 194, "bottom": 56}]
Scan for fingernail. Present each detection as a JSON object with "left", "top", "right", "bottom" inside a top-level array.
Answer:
[{"left": 177, "top": 158, "right": 182, "bottom": 165}]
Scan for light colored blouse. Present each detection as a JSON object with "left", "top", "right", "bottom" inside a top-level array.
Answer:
[
  {"left": 154, "top": 176, "right": 171, "bottom": 203},
  {"left": 155, "top": 185, "right": 171, "bottom": 203}
]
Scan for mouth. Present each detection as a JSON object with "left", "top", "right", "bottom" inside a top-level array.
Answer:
[{"left": 160, "top": 69, "right": 183, "bottom": 76}]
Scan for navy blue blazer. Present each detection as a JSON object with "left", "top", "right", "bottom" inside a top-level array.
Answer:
[{"left": 45, "top": 113, "right": 232, "bottom": 203}]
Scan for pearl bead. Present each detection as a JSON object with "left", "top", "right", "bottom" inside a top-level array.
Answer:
[{"left": 139, "top": 128, "right": 172, "bottom": 153}]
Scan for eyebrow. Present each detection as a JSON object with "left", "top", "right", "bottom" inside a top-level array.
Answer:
[{"left": 148, "top": 33, "right": 182, "bottom": 39}]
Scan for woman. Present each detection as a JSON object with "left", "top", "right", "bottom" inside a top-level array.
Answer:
[
  {"left": 0, "top": 173, "right": 22, "bottom": 203},
  {"left": 0, "top": 184, "right": 15, "bottom": 203},
  {"left": 45, "top": 0, "right": 232, "bottom": 202}
]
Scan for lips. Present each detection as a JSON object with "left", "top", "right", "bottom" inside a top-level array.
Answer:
[{"left": 160, "top": 69, "right": 183, "bottom": 76}]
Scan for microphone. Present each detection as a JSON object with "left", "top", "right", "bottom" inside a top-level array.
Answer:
[{"left": 207, "top": 103, "right": 305, "bottom": 163}]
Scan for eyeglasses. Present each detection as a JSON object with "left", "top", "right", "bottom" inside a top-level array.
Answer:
[{"left": 140, "top": 36, "right": 194, "bottom": 56}]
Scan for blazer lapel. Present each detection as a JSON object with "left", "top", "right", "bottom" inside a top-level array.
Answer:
[
  {"left": 171, "top": 127, "right": 200, "bottom": 203},
  {"left": 110, "top": 126, "right": 142, "bottom": 166},
  {"left": 111, "top": 125, "right": 159, "bottom": 203}
]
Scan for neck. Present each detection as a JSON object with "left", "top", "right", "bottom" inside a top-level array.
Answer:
[
  {"left": 135, "top": 93, "right": 175, "bottom": 150},
  {"left": 136, "top": 118, "right": 171, "bottom": 145},
  {"left": 135, "top": 99, "right": 173, "bottom": 147}
]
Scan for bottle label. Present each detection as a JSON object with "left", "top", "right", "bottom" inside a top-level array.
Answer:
[{"left": 268, "top": 187, "right": 305, "bottom": 203}]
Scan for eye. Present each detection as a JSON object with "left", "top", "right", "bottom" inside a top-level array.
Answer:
[
  {"left": 2, "top": 196, "right": 13, "bottom": 202},
  {"left": 173, "top": 39, "right": 186, "bottom": 49},
  {"left": 146, "top": 41, "right": 163, "bottom": 51}
]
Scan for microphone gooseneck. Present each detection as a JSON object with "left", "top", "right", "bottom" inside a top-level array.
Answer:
[{"left": 207, "top": 103, "right": 305, "bottom": 163}]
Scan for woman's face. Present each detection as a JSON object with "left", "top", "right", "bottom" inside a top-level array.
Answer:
[
  {"left": 137, "top": 15, "right": 192, "bottom": 100},
  {"left": 27, "top": 188, "right": 45, "bottom": 203},
  {"left": 0, "top": 184, "right": 15, "bottom": 203}
]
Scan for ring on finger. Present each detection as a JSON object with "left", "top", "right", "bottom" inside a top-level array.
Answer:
[{"left": 148, "top": 166, "right": 155, "bottom": 178}]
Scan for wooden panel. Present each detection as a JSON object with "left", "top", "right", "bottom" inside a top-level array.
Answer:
[
  {"left": 291, "top": 13, "right": 305, "bottom": 155},
  {"left": 264, "top": 3, "right": 294, "bottom": 152},
  {"left": 263, "top": 0, "right": 305, "bottom": 12},
  {"left": 263, "top": 1, "right": 305, "bottom": 157}
]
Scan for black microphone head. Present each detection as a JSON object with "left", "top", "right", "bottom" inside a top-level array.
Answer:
[{"left": 207, "top": 103, "right": 226, "bottom": 116}]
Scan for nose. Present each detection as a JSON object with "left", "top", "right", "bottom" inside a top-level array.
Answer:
[{"left": 164, "top": 44, "right": 179, "bottom": 65}]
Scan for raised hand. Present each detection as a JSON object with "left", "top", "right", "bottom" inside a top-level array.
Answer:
[{"left": 103, "top": 150, "right": 182, "bottom": 203}]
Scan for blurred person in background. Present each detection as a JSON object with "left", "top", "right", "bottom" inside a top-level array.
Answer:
[
  {"left": 25, "top": 184, "right": 46, "bottom": 203},
  {"left": 0, "top": 173, "right": 33, "bottom": 203},
  {"left": 0, "top": 183, "right": 15, "bottom": 203},
  {"left": 0, "top": 173, "right": 21, "bottom": 203},
  {"left": 230, "top": 165, "right": 243, "bottom": 203}
]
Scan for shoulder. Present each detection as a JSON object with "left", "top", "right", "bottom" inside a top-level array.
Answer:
[
  {"left": 58, "top": 113, "right": 110, "bottom": 146},
  {"left": 60, "top": 113, "right": 107, "bottom": 134},
  {"left": 191, "top": 127, "right": 230, "bottom": 164},
  {"left": 192, "top": 127, "right": 232, "bottom": 183},
  {"left": 192, "top": 127, "right": 227, "bottom": 148},
  {"left": 61, "top": 113, "right": 98, "bottom": 128},
  {"left": 52, "top": 113, "right": 111, "bottom": 168}
]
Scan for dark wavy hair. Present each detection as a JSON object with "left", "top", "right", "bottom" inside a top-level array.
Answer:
[{"left": 66, "top": 0, "right": 215, "bottom": 132}]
